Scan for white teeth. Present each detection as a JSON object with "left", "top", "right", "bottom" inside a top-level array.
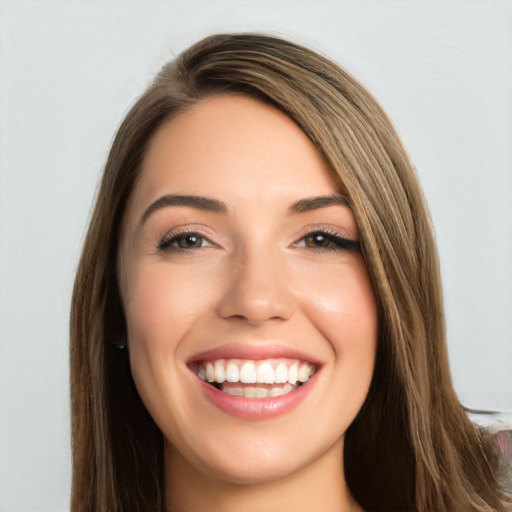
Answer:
[
  {"left": 239, "top": 362, "right": 257, "bottom": 384},
  {"left": 269, "top": 387, "right": 285, "bottom": 397},
  {"left": 274, "top": 363, "right": 288, "bottom": 384},
  {"left": 221, "top": 383, "right": 297, "bottom": 398},
  {"left": 205, "top": 362, "right": 214, "bottom": 382},
  {"left": 223, "top": 387, "right": 243, "bottom": 397},
  {"left": 225, "top": 362, "right": 239, "bottom": 383},
  {"left": 196, "top": 358, "right": 316, "bottom": 390},
  {"left": 244, "top": 387, "right": 256, "bottom": 398},
  {"left": 256, "top": 362, "right": 275, "bottom": 384},
  {"left": 213, "top": 360, "right": 225, "bottom": 383},
  {"left": 298, "top": 363, "right": 313, "bottom": 382},
  {"left": 255, "top": 387, "right": 268, "bottom": 398},
  {"left": 269, "top": 384, "right": 293, "bottom": 397},
  {"left": 288, "top": 363, "right": 298, "bottom": 385}
]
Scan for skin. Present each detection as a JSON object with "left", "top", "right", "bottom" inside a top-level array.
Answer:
[{"left": 118, "top": 95, "right": 377, "bottom": 512}]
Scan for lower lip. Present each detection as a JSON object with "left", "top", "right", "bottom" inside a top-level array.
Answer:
[{"left": 198, "top": 374, "right": 317, "bottom": 421}]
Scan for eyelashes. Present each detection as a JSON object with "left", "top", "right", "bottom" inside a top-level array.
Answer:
[
  {"left": 157, "top": 229, "right": 215, "bottom": 251},
  {"left": 295, "top": 231, "right": 360, "bottom": 252},
  {"left": 157, "top": 227, "right": 359, "bottom": 254}
]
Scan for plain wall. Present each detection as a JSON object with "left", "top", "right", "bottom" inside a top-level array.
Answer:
[{"left": 1, "top": 1, "right": 511, "bottom": 510}]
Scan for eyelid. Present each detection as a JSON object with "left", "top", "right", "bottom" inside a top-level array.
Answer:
[
  {"left": 292, "top": 224, "right": 360, "bottom": 252},
  {"left": 157, "top": 224, "right": 219, "bottom": 251},
  {"left": 294, "top": 223, "right": 356, "bottom": 242}
]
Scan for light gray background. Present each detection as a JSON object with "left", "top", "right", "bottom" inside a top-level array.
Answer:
[{"left": 1, "top": 1, "right": 511, "bottom": 510}]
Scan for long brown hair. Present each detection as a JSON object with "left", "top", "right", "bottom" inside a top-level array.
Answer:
[{"left": 70, "top": 33, "right": 510, "bottom": 511}]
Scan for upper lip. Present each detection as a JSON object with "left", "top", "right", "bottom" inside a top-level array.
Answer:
[{"left": 187, "top": 343, "right": 322, "bottom": 366}]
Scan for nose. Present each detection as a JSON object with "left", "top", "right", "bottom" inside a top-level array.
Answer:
[{"left": 216, "top": 246, "right": 295, "bottom": 326}]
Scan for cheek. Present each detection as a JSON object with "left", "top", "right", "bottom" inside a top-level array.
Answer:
[
  {"left": 123, "top": 263, "right": 214, "bottom": 344},
  {"left": 121, "top": 263, "right": 215, "bottom": 398},
  {"left": 292, "top": 259, "right": 378, "bottom": 437},
  {"left": 298, "top": 260, "right": 378, "bottom": 352},
  {"left": 121, "top": 263, "right": 220, "bottom": 430},
  {"left": 296, "top": 259, "right": 378, "bottom": 409}
]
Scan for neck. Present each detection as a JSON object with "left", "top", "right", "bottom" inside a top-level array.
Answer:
[{"left": 164, "top": 440, "right": 363, "bottom": 512}]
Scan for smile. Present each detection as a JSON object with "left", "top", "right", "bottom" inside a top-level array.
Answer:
[{"left": 193, "top": 358, "right": 316, "bottom": 398}]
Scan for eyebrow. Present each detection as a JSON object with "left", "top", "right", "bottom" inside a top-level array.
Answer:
[
  {"left": 140, "top": 192, "right": 349, "bottom": 225},
  {"left": 140, "top": 194, "right": 228, "bottom": 225},
  {"left": 288, "top": 194, "right": 349, "bottom": 213}
]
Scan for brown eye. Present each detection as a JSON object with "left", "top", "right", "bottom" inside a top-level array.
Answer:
[
  {"left": 176, "top": 234, "right": 204, "bottom": 249},
  {"left": 304, "top": 233, "right": 331, "bottom": 248},
  {"left": 295, "top": 231, "right": 360, "bottom": 252},
  {"left": 158, "top": 232, "right": 212, "bottom": 251}
]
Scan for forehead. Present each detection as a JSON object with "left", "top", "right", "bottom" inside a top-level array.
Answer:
[{"left": 129, "top": 95, "right": 340, "bottom": 218}]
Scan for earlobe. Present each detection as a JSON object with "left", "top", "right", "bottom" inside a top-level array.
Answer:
[
  {"left": 110, "top": 334, "right": 127, "bottom": 350},
  {"left": 106, "top": 288, "right": 129, "bottom": 350},
  {"left": 108, "top": 322, "right": 127, "bottom": 349}
]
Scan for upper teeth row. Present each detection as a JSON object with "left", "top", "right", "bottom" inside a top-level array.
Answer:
[{"left": 196, "top": 359, "right": 315, "bottom": 385}]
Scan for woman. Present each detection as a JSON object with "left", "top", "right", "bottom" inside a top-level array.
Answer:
[{"left": 70, "top": 33, "right": 510, "bottom": 511}]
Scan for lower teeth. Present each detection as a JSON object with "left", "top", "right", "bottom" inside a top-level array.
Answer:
[{"left": 217, "top": 383, "right": 297, "bottom": 398}]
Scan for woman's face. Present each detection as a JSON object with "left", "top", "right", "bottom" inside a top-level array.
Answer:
[{"left": 118, "top": 95, "right": 377, "bottom": 485}]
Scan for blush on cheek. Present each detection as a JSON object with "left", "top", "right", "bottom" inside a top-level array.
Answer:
[
  {"left": 301, "top": 275, "right": 376, "bottom": 319},
  {"left": 298, "top": 267, "right": 377, "bottom": 354},
  {"left": 124, "top": 266, "right": 216, "bottom": 353}
]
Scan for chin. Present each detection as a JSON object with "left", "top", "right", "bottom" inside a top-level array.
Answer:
[
  {"left": 198, "top": 452, "right": 316, "bottom": 487},
  {"left": 164, "top": 422, "right": 344, "bottom": 489}
]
